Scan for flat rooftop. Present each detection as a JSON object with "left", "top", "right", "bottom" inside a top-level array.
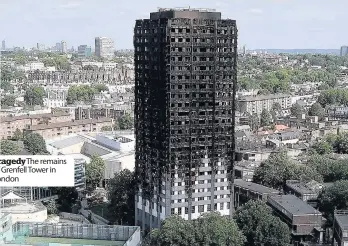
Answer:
[
  {"left": 23, "top": 237, "right": 125, "bottom": 245},
  {"left": 268, "top": 195, "right": 321, "bottom": 216},
  {"left": 239, "top": 94, "right": 290, "bottom": 102},
  {"left": 234, "top": 179, "right": 279, "bottom": 195},
  {"left": 1, "top": 112, "right": 70, "bottom": 123},
  {"left": 150, "top": 7, "right": 221, "bottom": 20},
  {"left": 335, "top": 212, "right": 348, "bottom": 230},
  {"left": 1, "top": 202, "right": 44, "bottom": 214},
  {"left": 286, "top": 181, "right": 321, "bottom": 195},
  {"left": 28, "top": 118, "right": 112, "bottom": 131}
]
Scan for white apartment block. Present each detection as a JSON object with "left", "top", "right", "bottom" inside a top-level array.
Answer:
[
  {"left": 238, "top": 94, "right": 291, "bottom": 115},
  {"left": 95, "top": 37, "right": 115, "bottom": 59},
  {"left": 17, "top": 62, "right": 45, "bottom": 72}
]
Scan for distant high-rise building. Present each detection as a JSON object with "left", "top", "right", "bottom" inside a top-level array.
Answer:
[
  {"left": 341, "top": 46, "right": 348, "bottom": 56},
  {"left": 36, "top": 43, "right": 45, "bottom": 51},
  {"left": 78, "top": 45, "right": 92, "bottom": 58},
  {"left": 1, "top": 40, "right": 5, "bottom": 51},
  {"left": 61, "top": 41, "right": 67, "bottom": 53},
  {"left": 56, "top": 42, "right": 62, "bottom": 52},
  {"left": 134, "top": 8, "right": 238, "bottom": 231},
  {"left": 95, "top": 37, "right": 115, "bottom": 59}
]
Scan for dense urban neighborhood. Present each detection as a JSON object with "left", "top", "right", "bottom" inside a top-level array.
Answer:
[{"left": 2, "top": 5, "right": 348, "bottom": 246}]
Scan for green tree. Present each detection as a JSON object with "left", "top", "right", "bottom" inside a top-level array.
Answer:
[
  {"left": 234, "top": 200, "right": 290, "bottom": 246},
  {"left": 272, "top": 102, "right": 282, "bottom": 114},
  {"left": 193, "top": 212, "right": 245, "bottom": 246},
  {"left": 50, "top": 187, "right": 78, "bottom": 213},
  {"left": 248, "top": 114, "right": 260, "bottom": 131},
  {"left": 308, "top": 102, "right": 325, "bottom": 120},
  {"left": 66, "top": 85, "right": 96, "bottom": 104},
  {"left": 101, "top": 126, "right": 113, "bottom": 132},
  {"left": 0, "top": 140, "right": 20, "bottom": 155},
  {"left": 86, "top": 155, "right": 105, "bottom": 189},
  {"left": 253, "top": 151, "right": 322, "bottom": 190},
  {"left": 24, "top": 86, "right": 45, "bottom": 106},
  {"left": 108, "top": 169, "right": 135, "bottom": 225},
  {"left": 144, "top": 212, "right": 245, "bottom": 246},
  {"left": 1, "top": 95, "right": 16, "bottom": 107},
  {"left": 45, "top": 199, "right": 59, "bottom": 215},
  {"left": 318, "top": 180, "right": 348, "bottom": 224},
  {"left": 92, "top": 84, "right": 109, "bottom": 93},
  {"left": 23, "top": 133, "right": 47, "bottom": 155},
  {"left": 260, "top": 109, "right": 272, "bottom": 127},
  {"left": 290, "top": 103, "right": 304, "bottom": 118},
  {"left": 144, "top": 215, "right": 197, "bottom": 246},
  {"left": 310, "top": 141, "right": 333, "bottom": 155},
  {"left": 117, "top": 113, "right": 134, "bottom": 130},
  {"left": 12, "top": 129, "right": 23, "bottom": 141},
  {"left": 307, "top": 154, "right": 348, "bottom": 182}
]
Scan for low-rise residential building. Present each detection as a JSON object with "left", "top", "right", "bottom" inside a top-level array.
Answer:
[
  {"left": 234, "top": 179, "right": 279, "bottom": 207},
  {"left": 333, "top": 211, "right": 348, "bottom": 246},
  {"left": 239, "top": 94, "right": 291, "bottom": 115},
  {"left": 25, "top": 118, "right": 113, "bottom": 139},
  {"left": 268, "top": 195, "right": 324, "bottom": 243},
  {"left": 285, "top": 180, "right": 323, "bottom": 204},
  {"left": 0, "top": 112, "right": 73, "bottom": 139},
  {"left": 74, "top": 104, "right": 133, "bottom": 120}
]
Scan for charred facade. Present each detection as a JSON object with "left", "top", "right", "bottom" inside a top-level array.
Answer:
[{"left": 134, "top": 8, "right": 238, "bottom": 232}]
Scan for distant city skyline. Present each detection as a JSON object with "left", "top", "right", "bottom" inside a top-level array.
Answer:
[{"left": 1, "top": 0, "right": 348, "bottom": 49}]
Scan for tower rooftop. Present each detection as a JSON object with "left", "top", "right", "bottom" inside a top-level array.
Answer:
[{"left": 150, "top": 7, "right": 221, "bottom": 20}]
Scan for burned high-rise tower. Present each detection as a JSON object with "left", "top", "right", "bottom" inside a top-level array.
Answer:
[{"left": 134, "top": 8, "right": 238, "bottom": 232}]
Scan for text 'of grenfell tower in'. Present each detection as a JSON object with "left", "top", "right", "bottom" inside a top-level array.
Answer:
[{"left": 134, "top": 8, "right": 238, "bottom": 232}]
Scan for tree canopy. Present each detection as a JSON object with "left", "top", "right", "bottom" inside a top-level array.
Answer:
[
  {"left": 23, "top": 133, "right": 47, "bottom": 155},
  {"left": 50, "top": 187, "right": 78, "bottom": 213},
  {"left": 253, "top": 151, "right": 323, "bottom": 190},
  {"left": 318, "top": 180, "right": 348, "bottom": 224},
  {"left": 307, "top": 154, "right": 348, "bottom": 182},
  {"left": 0, "top": 140, "right": 21, "bottom": 155},
  {"left": 24, "top": 86, "right": 45, "bottom": 106},
  {"left": 248, "top": 114, "right": 260, "bottom": 131},
  {"left": 115, "top": 113, "right": 134, "bottom": 130},
  {"left": 260, "top": 109, "right": 272, "bottom": 127},
  {"left": 290, "top": 103, "right": 304, "bottom": 118},
  {"left": 85, "top": 155, "right": 105, "bottom": 189},
  {"left": 66, "top": 85, "right": 96, "bottom": 104},
  {"left": 1, "top": 95, "right": 16, "bottom": 107},
  {"left": 308, "top": 102, "right": 326, "bottom": 120},
  {"left": 234, "top": 200, "right": 290, "bottom": 246},
  {"left": 144, "top": 212, "right": 245, "bottom": 246},
  {"left": 108, "top": 169, "right": 136, "bottom": 225}
]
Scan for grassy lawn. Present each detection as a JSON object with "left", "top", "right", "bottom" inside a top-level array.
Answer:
[{"left": 90, "top": 202, "right": 112, "bottom": 220}]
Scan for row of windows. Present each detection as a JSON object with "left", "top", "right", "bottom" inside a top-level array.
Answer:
[
  {"left": 171, "top": 170, "right": 227, "bottom": 176},
  {"left": 171, "top": 194, "right": 231, "bottom": 202},
  {"left": 134, "top": 27, "right": 234, "bottom": 35},
  {"left": 171, "top": 202, "right": 231, "bottom": 215},
  {"left": 170, "top": 37, "right": 235, "bottom": 44},
  {"left": 170, "top": 145, "right": 232, "bottom": 153},
  {"left": 170, "top": 47, "right": 233, "bottom": 53},
  {"left": 169, "top": 66, "right": 233, "bottom": 71},
  {"left": 173, "top": 178, "right": 227, "bottom": 187},
  {"left": 171, "top": 27, "right": 232, "bottom": 34},
  {"left": 170, "top": 110, "right": 232, "bottom": 117},
  {"left": 170, "top": 56, "right": 233, "bottom": 62}
]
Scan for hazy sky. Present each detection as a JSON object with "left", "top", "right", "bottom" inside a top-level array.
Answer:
[{"left": 1, "top": 0, "right": 347, "bottom": 50}]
